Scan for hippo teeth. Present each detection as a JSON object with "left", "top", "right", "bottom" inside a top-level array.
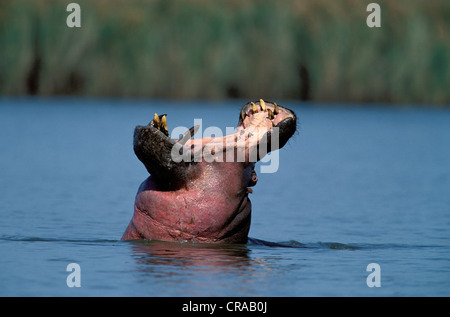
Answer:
[
  {"left": 240, "top": 99, "right": 291, "bottom": 131},
  {"left": 251, "top": 102, "right": 258, "bottom": 114},
  {"left": 273, "top": 102, "right": 279, "bottom": 115},
  {"left": 160, "top": 115, "right": 169, "bottom": 137},
  {"left": 259, "top": 99, "right": 266, "bottom": 111},
  {"left": 150, "top": 112, "right": 170, "bottom": 137},
  {"left": 150, "top": 113, "right": 160, "bottom": 128}
]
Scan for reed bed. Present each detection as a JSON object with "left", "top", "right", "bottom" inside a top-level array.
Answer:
[{"left": 0, "top": 0, "right": 448, "bottom": 105}]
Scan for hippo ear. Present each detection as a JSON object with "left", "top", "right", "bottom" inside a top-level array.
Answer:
[{"left": 133, "top": 126, "right": 190, "bottom": 189}]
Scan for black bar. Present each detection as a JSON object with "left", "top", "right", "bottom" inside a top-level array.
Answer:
[{"left": 0, "top": 297, "right": 446, "bottom": 315}]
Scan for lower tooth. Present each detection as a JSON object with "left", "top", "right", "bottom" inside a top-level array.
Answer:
[
  {"left": 252, "top": 102, "right": 258, "bottom": 113},
  {"left": 153, "top": 113, "right": 160, "bottom": 128},
  {"left": 273, "top": 103, "right": 279, "bottom": 115},
  {"left": 161, "top": 115, "right": 169, "bottom": 136},
  {"left": 260, "top": 99, "right": 266, "bottom": 111}
]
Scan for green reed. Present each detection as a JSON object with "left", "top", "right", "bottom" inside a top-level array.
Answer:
[{"left": 0, "top": 0, "right": 448, "bottom": 105}]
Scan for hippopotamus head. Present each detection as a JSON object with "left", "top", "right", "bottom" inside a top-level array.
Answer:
[{"left": 122, "top": 100, "right": 296, "bottom": 243}]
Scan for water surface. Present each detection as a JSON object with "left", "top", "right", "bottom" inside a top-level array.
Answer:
[{"left": 1, "top": 98, "right": 449, "bottom": 296}]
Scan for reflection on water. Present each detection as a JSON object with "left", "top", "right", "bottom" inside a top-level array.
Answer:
[
  {"left": 127, "top": 240, "right": 265, "bottom": 276},
  {"left": 131, "top": 240, "right": 251, "bottom": 266},
  {"left": 125, "top": 239, "right": 281, "bottom": 294},
  {"left": 124, "top": 238, "right": 364, "bottom": 287}
]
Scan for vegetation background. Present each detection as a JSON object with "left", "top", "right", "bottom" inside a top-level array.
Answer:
[{"left": 0, "top": 0, "right": 449, "bottom": 105}]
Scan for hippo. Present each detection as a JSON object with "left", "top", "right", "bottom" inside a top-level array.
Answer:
[{"left": 122, "top": 100, "right": 297, "bottom": 243}]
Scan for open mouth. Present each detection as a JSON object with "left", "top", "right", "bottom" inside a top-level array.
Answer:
[
  {"left": 147, "top": 99, "right": 296, "bottom": 146},
  {"left": 133, "top": 100, "right": 296, "bottom": 188},
  {"left": 239, "top": 99, "right": 296, "bottom": 131}
]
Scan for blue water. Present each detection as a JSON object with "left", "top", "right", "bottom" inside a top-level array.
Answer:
[{"left": 1, "top": 98, "right": 449, "bottom": 296}]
